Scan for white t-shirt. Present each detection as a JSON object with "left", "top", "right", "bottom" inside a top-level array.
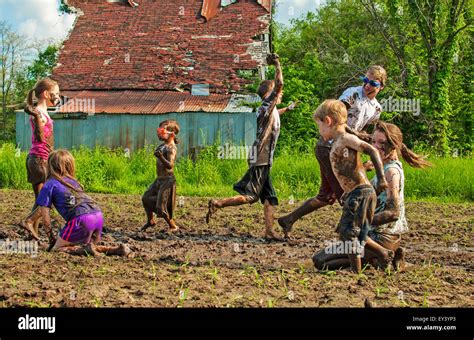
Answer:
[{"left": 339, "top": 86, "right": 382, "bottom": 131}]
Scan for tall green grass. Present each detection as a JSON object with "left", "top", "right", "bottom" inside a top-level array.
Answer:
[{"left": 0, "top": 142, "right": 472, "bottom": 202}]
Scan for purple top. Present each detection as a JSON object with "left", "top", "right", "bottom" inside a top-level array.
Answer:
[{"left": 36, "top": 177, "right": 100, "bottom": 222}]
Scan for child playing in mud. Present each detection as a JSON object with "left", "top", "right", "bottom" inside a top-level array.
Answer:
[
  {"left": 278, "top": 66, "right": 387, "bottom": 238},
  {"left": 21, "top": 149, "right": 131, "bottom": 256},
  {"left": 312, "top": 99, "right": 392, "bottom": 273},
  {"left": 205, "top": 53, "right": 285, "bottom": 241},
  {"left": 312, "top": 121, "right": 432, "bottom": 271},
  {"left": 141, "top": 120, "right": 180, "bottom": 233}
]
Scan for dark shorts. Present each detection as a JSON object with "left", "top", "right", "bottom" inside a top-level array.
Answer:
[
  {"left": 142, "top": 176, "right": 176, "bottom": 220},
  {"left": 233, "top": 165, "right": 278, "bottom": 205},
  {"left": 26, "top": 154, "right": 48, "bottom": 185},
  {"left": 315, "top": 138, "right": 344, "bottom": 205},
  {"left": 60, "top": 211, "right": 104, "bottom": 245},
  {"left": 337, "top": 184, "right": 376, "bottom": 243}
]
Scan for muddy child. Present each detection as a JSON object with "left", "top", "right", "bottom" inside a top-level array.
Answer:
[
  {"left": 141, "top": 120, "right": 180, "bottom": 233},
  {"left": 21, "top": 150, "right": 130, "bottom": 256},
  {"left": 278, "top": 65, "right": 387, "bottom": 237},
  {"left": 313, "top": 121, "right": 432, "bottom": 271},
  {"left": 313, "top": 100, "right": 391, "bottom": 273},
  {"left": 206, "top": 53, "right": 288, "bottom": 240}
]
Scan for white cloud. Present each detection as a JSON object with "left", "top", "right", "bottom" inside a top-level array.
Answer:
[{"left": 2, "top": 0, "right": 76, "bottom": 47}]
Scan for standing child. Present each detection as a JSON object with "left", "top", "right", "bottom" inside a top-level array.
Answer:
[
  {"left": 21, "top": 150, "right": 131, "bottom": 256},
  {"left": 278, "top": 65, "right": 387, "bottom": 237},
  {"left": 20, "top": 79, "right": 60, "bottom": 238},
  {"left": 141, "top": 120, "right": 180, "bottom": 233},
  {"left": 313, "top": 100, "right": 391, "bottom": 273},
  {"left": 206, "top": 53, "right": 286, "bottom": 241},
  {"left": 25, "top": 78, "right": 60, "bottom": 205}
]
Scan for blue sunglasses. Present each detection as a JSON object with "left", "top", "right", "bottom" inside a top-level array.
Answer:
[{"left": 360, "top": 76, "right": 381, "bottom": 88}]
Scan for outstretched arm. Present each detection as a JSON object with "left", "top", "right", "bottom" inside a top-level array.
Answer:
[{"left": 372, "top": 168, "right": 401, "bottom": 226}]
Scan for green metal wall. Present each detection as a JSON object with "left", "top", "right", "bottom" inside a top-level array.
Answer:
[{"left": 16, "top": 111, "right": 257, "bottom": 158}]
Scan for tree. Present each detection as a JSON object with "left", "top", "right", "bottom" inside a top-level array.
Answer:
[
  {"left": 0, "top": 21, "right": 27, "bottom": 138},
  {"left": 360, "top": 0, "right": 473, "bottom": 155}
]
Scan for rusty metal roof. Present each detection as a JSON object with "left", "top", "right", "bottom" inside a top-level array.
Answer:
[{"left": 59, "top": 90, "right": 259, "bottom": 115}]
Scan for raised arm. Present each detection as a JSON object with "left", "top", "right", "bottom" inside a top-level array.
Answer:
[{"left": 372, "top": 168, "right": 401, "bottom": 226}]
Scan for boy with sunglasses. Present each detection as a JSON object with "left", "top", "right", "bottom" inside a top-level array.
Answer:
[{"left": 278, "top": 65, "right": 387, "bottom": 238}]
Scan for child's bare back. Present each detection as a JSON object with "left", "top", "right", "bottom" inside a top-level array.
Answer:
[{"left": 330, "top": 131, "right": 373, "bottom": 194}]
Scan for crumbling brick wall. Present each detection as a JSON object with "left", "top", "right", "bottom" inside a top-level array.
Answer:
[{"left": 54, "top": 0, "right": 271, "bottom": 94}]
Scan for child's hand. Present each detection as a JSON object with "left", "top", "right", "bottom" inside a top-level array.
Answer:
[
  {"left": 363, "top": 160, "right": 374, "bottom": 171},
  {"left": 376, "top": 179, "right": 388, "bottom": 194},
  {"left": 266, "top": 53, "right": 279, "bottom": 65}
]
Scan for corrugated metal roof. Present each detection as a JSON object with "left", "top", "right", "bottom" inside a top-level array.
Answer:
[{"left": 59, "top": 90, "right": 258, "bottom": 114}]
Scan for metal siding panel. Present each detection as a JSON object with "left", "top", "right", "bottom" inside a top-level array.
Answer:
[{"left": 55, "top": 119, "right": 73, "bottom": 150}]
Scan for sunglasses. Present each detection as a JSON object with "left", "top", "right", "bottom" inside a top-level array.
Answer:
[{"left": 360, "top": 76, "right": 381, "bottom": 88}]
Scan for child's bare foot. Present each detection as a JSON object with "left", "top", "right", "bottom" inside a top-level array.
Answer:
[
  {"left": 277, "top": 215, "right": 293, "bottom": 239},
  {"left": 140, "top": 221, "right": 156, "bottom": 232},
  {"left": 19, "top": 220, "right": 40, "bottom": 240},
  {"left": 392, "top": 247, "right": 405, "bottom": 271},
  {"left": 82, "top": 244, "right": 101, "bottom": 257},
  {"left": 117, "top": 244, "right": 133, "bottom": 257},
  {"left": 206, "top": 200, "right": 218, "bottom": 224},
  {"left": 168, "top": 221, "right": 179, "bottom": 233},
  {"left": 378, "top": 250, "right": 394, "bottom": 271},
  {"left": 264, "top": 228, "right": 283, "bottom": 242}
]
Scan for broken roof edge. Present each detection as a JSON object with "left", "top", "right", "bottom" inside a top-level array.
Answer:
[
  {"left": 57, "top": 90, "right": 260, "bottom": 115},
  {"left": 201, "top": 0, "right": 272, "bottom": 22}
]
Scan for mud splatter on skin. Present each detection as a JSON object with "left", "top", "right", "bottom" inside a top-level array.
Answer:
[{"left": 0, "top": 190, "right": 472, "bottom": 307}]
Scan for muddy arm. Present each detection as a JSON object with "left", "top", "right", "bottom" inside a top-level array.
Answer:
[
  {"left": 156, "top": 146, "right": 176, "bottom": 170},
  {"left": 372, "top": 168, "right": 401, "bottom": 226},
  {"left": 344, "top": 133, "right": 387, "bottom": 193}
]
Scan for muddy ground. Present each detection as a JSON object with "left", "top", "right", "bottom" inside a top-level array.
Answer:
[{"left": 0, "top": 189, "right": 472, "bottom": 307}]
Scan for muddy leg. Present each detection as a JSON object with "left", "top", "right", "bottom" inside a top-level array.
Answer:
[
  {"left": 140, "top": 208, "right": 157, "bottom": 232},
  {"left": 164, "top": 217, "right": 179, "bottom": 232},
  {"left": 278, "top": 197, "right": 327, "bottom": 237},
  {"left": 392, "top": 247, "right": 405, "bottom": 271},
  {"left": 206, "top": 195, "right": 249, "bottom": 223},
  {"left": 365, "top": 238, "right": 394, "bottom": 270},
  {"left": 348, "top": 254, "right": 362, "bottom": 273},
  {"left": 95, "top": 244, "right": 132, "bottom": 257},
  {"left": 263, "top": 200, "right": 282, "bottom": 241},
  {"left": 19, "top": 207, "right": 42, "bottom": 240},
  {"left": 313, "top": 246, "right": 350, "bottom": 270}
]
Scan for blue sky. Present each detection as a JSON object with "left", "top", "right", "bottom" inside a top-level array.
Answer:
[{"left": 0, "top": 0, "right": 324, "bottom": 49}]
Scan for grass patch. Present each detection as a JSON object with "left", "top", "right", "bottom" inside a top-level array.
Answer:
[{"left": 0, "top": 142, "right": 472, "bottom": 202}]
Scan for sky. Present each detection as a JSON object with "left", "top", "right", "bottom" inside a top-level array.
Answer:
[{"left": 0, "top": 0, "right": 324, "bottom": 52}]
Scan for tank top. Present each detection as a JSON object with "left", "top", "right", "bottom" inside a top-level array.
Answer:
[
  {"left": 371, "top": 160, "right": 408, "bottom": 234},
  {"left": 29, "top": 107, "right": 54, "bottom": 160}
]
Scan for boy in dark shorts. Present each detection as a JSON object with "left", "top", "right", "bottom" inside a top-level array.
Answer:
[
  {"left": 141, "top": 120, "right": 180, "bottom": 233},
  {"left": 206, "top": 53, "right": 285, "bottom": 241},
  {"left": 313, "top": 99, "right": 392, "bottom": 273},
  {"left": 278, "top": 65, "right": 387, "bottom": 237}
]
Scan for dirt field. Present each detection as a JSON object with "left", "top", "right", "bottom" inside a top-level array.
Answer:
[{"left": 0, "top": 189, "right": 472, "bottom": 307}]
